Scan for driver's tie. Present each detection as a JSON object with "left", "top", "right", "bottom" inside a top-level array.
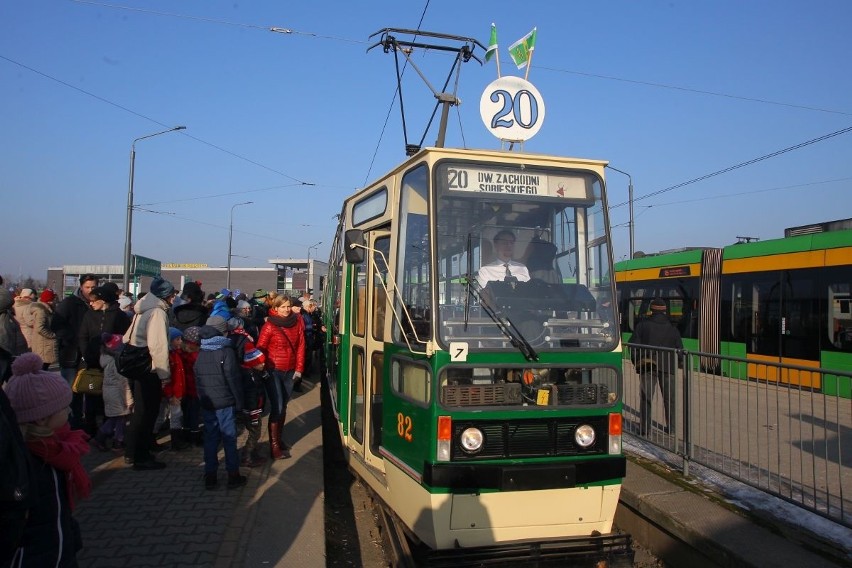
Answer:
[{"left": 504, "top": 263, "right": 513, "bottom": 279}]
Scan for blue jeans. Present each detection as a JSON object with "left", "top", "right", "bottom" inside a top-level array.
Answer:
[
  {"left": 202, "top": 406, "right": 239, "bottom": 474},
  {"left": 265, "top": 370, "right": 294, "bottom": 422}
]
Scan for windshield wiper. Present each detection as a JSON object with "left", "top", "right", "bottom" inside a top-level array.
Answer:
[{"left": 466, "top": 277, "right": 539, "bottom": 362}]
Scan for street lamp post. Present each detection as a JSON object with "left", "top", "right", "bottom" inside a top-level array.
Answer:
[
  {"left": 606, "top": 165, "right": 635, "bottom": 260},
  {"left": 123, "top": 126, "right": 186, "bottom": 293},
  {"left": 306, "top": 241, "right": 322, "bottom": 297},
  {"left": 226, "top": 201, "right": 253, "bottom": 290}
]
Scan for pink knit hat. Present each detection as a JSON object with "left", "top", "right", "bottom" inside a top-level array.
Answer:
[{"left": 5, "top": 353, "right": 72, "bottom": 423}]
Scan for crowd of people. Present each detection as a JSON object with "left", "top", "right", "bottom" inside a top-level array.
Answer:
[{"left": 0, "top": 274, "right": 325, "bottom": 566}]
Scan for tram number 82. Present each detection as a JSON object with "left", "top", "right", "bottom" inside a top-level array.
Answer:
[{"left": 397, "top": 413, "right": 413, "bottom": 442}]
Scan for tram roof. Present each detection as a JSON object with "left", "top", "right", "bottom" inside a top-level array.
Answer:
[{"left": 367, "top": 146, "right": 609, "bottom": 186}]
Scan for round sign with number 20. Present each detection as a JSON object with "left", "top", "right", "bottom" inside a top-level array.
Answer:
[{"left": 479, "top": 76, "right": 546, "bottom": 142}]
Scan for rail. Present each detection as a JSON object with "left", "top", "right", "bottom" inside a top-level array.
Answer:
[{"left": 623, "top": 343, "right": 851, "bottom": 527}]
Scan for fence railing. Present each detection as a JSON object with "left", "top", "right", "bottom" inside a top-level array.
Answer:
[{"left": 623, "top": 343, "right": 851, "bottom": 527}]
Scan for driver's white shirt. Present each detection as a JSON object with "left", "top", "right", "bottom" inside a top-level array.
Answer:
[{"left": 477, "top": 259, "right": 531, "bottom": 287}]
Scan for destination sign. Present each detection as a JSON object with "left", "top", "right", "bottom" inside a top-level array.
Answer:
[
  {"left": 659, "top": 266, "right": 692, "bottom": 278},
  {"left": 442, "top": 164, "right": 591, "bottom": 200},
  {"left": 163, "top": 263, "right": 209, "bottom": 269}
]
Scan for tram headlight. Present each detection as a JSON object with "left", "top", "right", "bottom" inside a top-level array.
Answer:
[
  {"left": 459, "top": 427, "right": 484, "bottom": 453},
  {"left": 574, "top": 424, "right": 596, "bottom": 448}
]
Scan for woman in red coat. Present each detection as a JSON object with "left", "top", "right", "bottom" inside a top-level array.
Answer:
[{"left": 256, "top": 294, "right": 304, "bottom": 459}]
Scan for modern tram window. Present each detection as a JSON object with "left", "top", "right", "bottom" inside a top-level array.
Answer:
[
  {"left": 393, "top": 164, "right": 432, "bottom": 346},
  {"left": 619, "top": 281, "right": 699, "bottom": 340},
  {"left": 725, "top": 269, "right": 821, "bottom": 360},
  {"left": 827, "top": 271, "right": 852, "bottom": 352}
]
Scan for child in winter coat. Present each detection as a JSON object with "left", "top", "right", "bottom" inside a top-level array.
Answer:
[
  {"left": 91, "top": 333, "right": 134, "bottom": 451},
  {"left": 179, "top": 326, "right": 202, "bottom": 445},
  {"left": 4, "top": 353, "right": 91, "bottom": 567},
  {"left": 227, "top": 317, "right": 267, "bottom": 468},
  {"left": 153, "top": 327, "right": 188, "bottom": 450},
  {"left": 194, "top": 319, "right": 245, "bottom": 490}
]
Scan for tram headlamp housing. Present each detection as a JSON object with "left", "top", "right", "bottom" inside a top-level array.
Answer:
[
  {"left": 574, "top": 424, "right": 596, "bottom": 448},
  {"left": 459, "top": 427, "right": 484, "bottom": 453}
]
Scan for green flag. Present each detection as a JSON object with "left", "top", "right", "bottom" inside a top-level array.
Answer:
[
  {"left": 508, "top": 27, "right": 537, "bottom": 69},
  {"left": 485, "top": 23, "right": 498, "bottom": 62}
]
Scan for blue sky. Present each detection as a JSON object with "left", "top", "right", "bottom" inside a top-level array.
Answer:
[{"left": 2, "top": 0, "right": 850, "bottom": 280}]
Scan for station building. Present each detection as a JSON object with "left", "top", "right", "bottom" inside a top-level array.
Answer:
[{"left": 46, "top": 258, "right": 328, "bottom": 301}]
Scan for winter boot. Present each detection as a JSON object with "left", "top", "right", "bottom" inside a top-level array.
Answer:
[
  {"left": 277, "top": 417, "right": 291, "bottom": 459},
  {"left": 241, "top": 449, "right": 267, "bottom": 468},
  {"left": 91, "top": 431, "right": 108, "bottom": 452},
  {"left": 269, "top": 421, "right": 284, "bottom": 460},
  {"left": 170, "top": 429, "right": 190, "bottom": 451},
  {"left": 150, "top": 432, "right": 167, "bottom": 452},
  {"left": 227, "top": 471, "right": 247, "bottom": 489}
]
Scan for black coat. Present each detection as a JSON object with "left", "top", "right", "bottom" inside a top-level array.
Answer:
[
  {"left": 12, "top": 457, "right": 82, "bottom": 567},
  {"left": 170, "top": 302, "right": 209, "bottom": 331},
  {"left": 194, "top": 331, "right": 244, "bottom": 411},
  {"left": 51, "top": 292, "right": 90, "bottom": 368},
  {"left": 628, "top": 313, "right": 683, "bottom": 374},
  {"left": 78, "top": 304, "right": 130, "bottom": 369}
]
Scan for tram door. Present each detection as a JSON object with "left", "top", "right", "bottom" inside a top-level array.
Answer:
[{"left": 347, "top": 230, "right": 390, "bottom": 470}]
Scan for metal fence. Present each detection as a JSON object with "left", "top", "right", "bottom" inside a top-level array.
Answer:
[{"left": 623, "top": 343, "right": 851, "bottom": 527}]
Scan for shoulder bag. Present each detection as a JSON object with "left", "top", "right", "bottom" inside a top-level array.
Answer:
[
  {"left": 72, "top": 367, "right": 104, "bottom": 395},
  {"left": 117, "top": 315, "right": 152, "bottom": 380}
]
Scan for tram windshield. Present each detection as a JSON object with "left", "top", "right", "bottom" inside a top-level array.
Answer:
[{"left": 434, "top": 161, "right": 618, "bottom": 353}]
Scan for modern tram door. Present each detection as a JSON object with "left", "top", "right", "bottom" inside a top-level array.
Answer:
[{"left": 346, "top": 229, "right": 391, "bottom": 471}]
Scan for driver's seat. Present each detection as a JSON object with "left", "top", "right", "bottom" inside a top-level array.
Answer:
[{"left": 523, "top": 237, "right": 559, "bottom": 283}]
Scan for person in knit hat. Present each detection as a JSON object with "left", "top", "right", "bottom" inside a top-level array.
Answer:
[
  {"left": 194, "top": 324, "right": 246, "bottom": 489},
  {"left": 178, "top": 326, "right": 202, "bottom": 446},
  {"left": 121, "top": 276, "right": 177, "bottom": 470},
  {"left": 206, "top": 315, "right": 229, "bottom": 335},
  {"left": 4, "top": 352, "right": 91, "bottom": 566},
  {"left": 170, "top": 281, "right": 208, "bottom": 331},
  {"left": 226, "top": 317, "right": 267, "bottom": 468},
  {"left": 151, "top": 328, "right": 189, "bottom": 451},
  {"left": 30, "top": 290, "right": 58, "bottom": 370},
  {"left": 91, "top": 334, "right": 134, "bottom": 452}
]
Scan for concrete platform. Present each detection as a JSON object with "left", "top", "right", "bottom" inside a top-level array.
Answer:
[{"left": 74, "top": 377, "right": 325, "bottom": 568}]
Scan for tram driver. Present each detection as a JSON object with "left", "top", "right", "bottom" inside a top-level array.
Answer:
[{"left": 477, "top": 229, "right": 531, "bottom": 287}]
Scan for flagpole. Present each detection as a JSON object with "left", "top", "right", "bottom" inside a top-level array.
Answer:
[{"left": 524, "top": 27, "right": 537, "bottom": 81}]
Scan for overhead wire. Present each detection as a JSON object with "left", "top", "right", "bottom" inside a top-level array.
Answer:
[
  {"left": 362, "top": 0, "right": 432, "bottom": 184},
  {"left": 609, "top": 124, "right": 852, "bottom": 210}
]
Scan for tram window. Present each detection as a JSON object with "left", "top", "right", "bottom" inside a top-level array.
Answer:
[
  {"left": 394, "top": 165, "right": 432, "bottom": 346},
  {"left": 351, "top": 348, "right": 365, "bottom": 444},
  {"left": 828, "top": 278, "right": 852, "bottom": 352},
  {"left": 352, "top": 187, "right": 388, "bottom": 226},
  {"left": 391, "top": 359, "right": 431, "bottom": 405},
  {"left": 372, "top": 236, "right": 391, "bottom": 340},
  {"left": 352, "top": 255, "right": 367, "bottom": 338}
]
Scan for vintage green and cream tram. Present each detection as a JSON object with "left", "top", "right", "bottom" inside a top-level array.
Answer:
[{"left": 322, "top": 145, "right": 631, "bottom": 561}]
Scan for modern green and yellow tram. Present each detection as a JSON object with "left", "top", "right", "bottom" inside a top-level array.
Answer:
[
  {"left": 322, "top": 145, "right": 631, "bottom": 561},
  {"left": 614, "top": 219, "right": 852, "bottom": 398}
]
